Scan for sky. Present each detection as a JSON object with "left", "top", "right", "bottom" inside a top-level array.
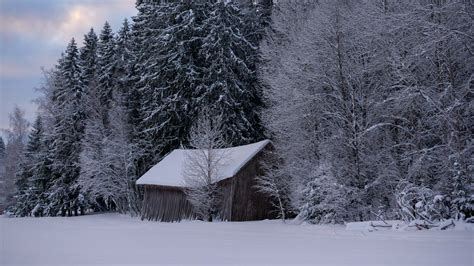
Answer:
[{"left": 0, "top": 0, "right": 137, "bottom": 137}]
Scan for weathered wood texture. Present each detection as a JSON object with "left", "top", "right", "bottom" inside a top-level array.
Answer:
[
  {"left": 140, "top": 147, "right": 276, "bottom": 222},
  {"left": 141, "top": 186, "right": 195, "bottom": 222},
  {"left": 219, "top": 151, "right": 275, "bottom": 221}
]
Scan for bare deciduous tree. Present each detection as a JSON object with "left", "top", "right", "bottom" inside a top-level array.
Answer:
[
  {"left": 183, "top": 109, "right": 228, "bottom": 222},
  {"left": 255, "top": 148, "right": 293, "bottom": 221},
  {"left": 79, "top": 90, "right": 140, "bottom": 215},
  {"left": 2, "top": 106, "right": 29, "bottom": 209},
  {"left": 260, "top": 0, "right": 473, "bottom": 223}
]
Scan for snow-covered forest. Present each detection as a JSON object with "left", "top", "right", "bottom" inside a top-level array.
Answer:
[{"left": 0, "top": 0, "right": 472, "bottom": 227}]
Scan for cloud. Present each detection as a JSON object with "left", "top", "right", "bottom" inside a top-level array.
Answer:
[
  {"left": 1, "top": 0, "right": 136, "bottom": 79},
  {"left": 1, "top": 0, "right": 136, "bottom": 45},
  {"left": 0, "top": 0, "right": 137, "bottom": 130}
]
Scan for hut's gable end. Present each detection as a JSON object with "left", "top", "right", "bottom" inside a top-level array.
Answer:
[{"left": 228, "top": 151, "right": 275, "bottom": 221}]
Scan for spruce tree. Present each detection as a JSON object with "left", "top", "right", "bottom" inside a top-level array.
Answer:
[
  {"left": 128, "top": 2, "right": 164, "bottom": 175},
  {"left": 132, "top": 0, "right": 265, "bottom": 174},
  {"left": 29, "top": 119, "right": 52, "bottom": 217},
  {"left": 142, "top": 0, "right": 206, "bottom": 154},
  {"left": 240, "top": 0, "right": 273, "bottom": 45},
  {"left": 115, "top": 19, "right": 133, "bottom": 96},
  {"left": 79, "top": 28, "right": 98, "bottom": 92},
  {"left": 97, "top": 22, "right": 116, "bottom": 126},
  {"left": 47, "top": 38, "right": 88, "bottom": 216},
  {"left": 12, "top": 116, "right": 48, "bottom": 216},
  {"left": 200, "top": 0, "right": 264, "bottom": 145},
  {"left": 115, "top": 18, "right": 149, "bottom": 183},
  {"left": 132, "top": 0, "right": 203, "bottom": 167},
  {"left": 116, "top": 18, "right": 139, "bottom": 137},
  {"left": 115, "top": 18, "right": 141, "bottom": 149}
]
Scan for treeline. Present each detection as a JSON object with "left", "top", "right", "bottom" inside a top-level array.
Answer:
[
  {"left": 4, "top": 0, "right": 472, "bottom": 224},
  {"left": 6, "top": 0, "right": 271, "bottom": 217},
  {"left": 258, "top": 0, "right": 473, "bottom": 223}
]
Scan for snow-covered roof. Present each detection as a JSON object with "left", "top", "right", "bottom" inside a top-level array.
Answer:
[{"left": 136, "top": 139, "right": 270, "bottom": 187}]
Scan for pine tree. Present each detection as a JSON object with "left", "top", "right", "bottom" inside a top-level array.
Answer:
[
  {"left": 29, "top": 121, "right": 52, "bottom": 217},
  {"left": 135, "top": 0, "right": 205, "bottom": 161},
  {"left": 114, "top": 19, "right": 146, "bottom": 206},
  {"left": 131, "top": 0, "right": 265, "bottom": 177},
  {"left": 240, "top": 0, "right": 273, "bottom": 45},
  {"left": 200, "top": 0, "right": 264, "bottom": 145},
  {"left": 11, "top": 116, "right": 49, "bottom": 216},
  {"left": 97, "top": 21, "right": 116, "bottom": 127},
  {"left": 77, "top": 19, "right": 142, "bottom": 214},
  {"left": 119, "top": 18, "right": 135, "bottom": 96},
  {"left": 47, "top": 38, "right": 88, "bottom": 216},
  {"left": 129, "top": 0, "right": 168, "bottom": 175},
  {"left": 79, "top": 28, "right": 98, "bottom": 92},
  {"left": 255, "top": 0, "right": 273, "bottom": 28},
  {"left": 115, "top": 18, "right": 141, "bottom": 154},
  {"left": 115, "top": 19, "right": 133, "bottom": 96}
]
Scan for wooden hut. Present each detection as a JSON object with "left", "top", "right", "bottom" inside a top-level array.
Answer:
[{"left": 136, "top": 140, "right": 275, "bottom": 222}]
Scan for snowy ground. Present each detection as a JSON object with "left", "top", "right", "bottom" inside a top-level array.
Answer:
[{"left": 1, "top": 213, "right": 472, "bottom": 266}]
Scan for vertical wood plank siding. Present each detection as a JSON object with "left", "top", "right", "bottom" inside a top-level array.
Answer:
[
  {"left": 140, "top": 147, "right": 276, "bottom": 222},
  {"left": 142, "top": 186, "right": 195, "bottom": 222},
  {"left": 228, "top": 152, "right": 275, "bottom": 221}
]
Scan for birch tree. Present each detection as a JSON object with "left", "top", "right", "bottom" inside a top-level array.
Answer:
[
  {"left": 2, "top": 107, "right": 29, "bottom": 209},
  {"left": 183, "top": 109, "right": 228, "bottom": 222},
  {"left": 255, "top": 148, "right": 293, "bottom": 221},
  {"left": 78, "top": 83, "right": 108, "bottom": 211},
  {"left": 102, "top": 92, "right": 141, "bottom": 215}
]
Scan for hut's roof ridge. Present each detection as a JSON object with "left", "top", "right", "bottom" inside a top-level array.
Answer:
[{"left": 136, "top": 139, "right": 270, "bottom": 187}]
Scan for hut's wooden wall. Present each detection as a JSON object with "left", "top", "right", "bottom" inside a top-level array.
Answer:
[
  {"left": 141, "top": 146, "right": 276, "bottom": 222},
  {"left": 141, "top": 185, "right": 195, "bottom": 222},
  {"left": 218, "top": 178, "right": 233, "bottom": 221},
  {"left": 227, "top": 152, "right": 275, "bottom": 221}
]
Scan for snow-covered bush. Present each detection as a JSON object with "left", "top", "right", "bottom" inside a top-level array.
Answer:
[
  {"left": 396, "top": 182, "right": 450, "bottom": 223},
  {"left": 448, "top": 157, "right": 474, "bottom": 221},
  {"left": 450, "top": 192, "right": 474, "bottom": 221},
  {"left": 299, "top": 167, "right": 352, "bottom": 224}
]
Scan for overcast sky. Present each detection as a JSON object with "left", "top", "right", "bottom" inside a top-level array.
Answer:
[{"left": 0, "top": 0, "right": 136, "bottom": 136}]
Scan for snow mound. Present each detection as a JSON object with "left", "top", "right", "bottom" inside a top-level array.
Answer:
[
  {"left": 136, "top": 140, "right": 270, "bottom": 187},
  {"left": 346, "top": 221, "right": 399, "bottom": 232},
  {"left": 346, "top": 219, "right": 474, "bottom": 232}
]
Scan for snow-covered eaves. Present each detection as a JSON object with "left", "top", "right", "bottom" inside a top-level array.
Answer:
[{"left": 136, "top": 139, "right": 270, "bottom": 187}]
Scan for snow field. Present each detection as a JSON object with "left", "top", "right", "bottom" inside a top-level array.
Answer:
[{"left": 1, "top": 213, "right": 473, "bottom": 266}]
